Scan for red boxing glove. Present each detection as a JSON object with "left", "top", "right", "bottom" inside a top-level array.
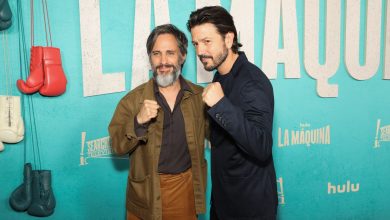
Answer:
[
  {"left": 39, "top": 47, "right": 67, "bottom": 96},
  {"left": 17, "top": 46, "right": 44, "bottom": 94}
]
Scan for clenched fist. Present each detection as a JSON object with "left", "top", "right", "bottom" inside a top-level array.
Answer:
[
  {"left": 202, "top": 82, "right": 224, "bottom": 107},
  {"left": 136, "top": 100, "right": 160, "bottom": 124}
]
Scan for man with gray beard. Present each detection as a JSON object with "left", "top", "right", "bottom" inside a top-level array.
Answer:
[{"left": 109, "top": 24, "right": 208, "bottom": 220}]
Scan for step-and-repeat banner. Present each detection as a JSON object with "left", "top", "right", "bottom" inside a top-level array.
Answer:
[{"left": 1, "top": 0, "right": 389, "bottom": 219}]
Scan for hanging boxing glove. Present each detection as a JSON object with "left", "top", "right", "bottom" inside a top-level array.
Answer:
[
  {"left": 9, "top": 163, "right": 33, "bottom": 211},
  {"left": 0, "top": 96, "right": 24, "bottom": 143},
  {"left": 0, "top": 19, "right": 11, "bottom": 31},
  {"left": 17, "top": 46, "right": 45, "bottom": 94},
  {"left": 0, "top": 0, "right": 12, "bottom": 19},
  {"left": 39, "top": 47, "right": 67, "bottom": 96},
  {"left": 0, "top": 0, "right": 12, "bottom": 31},
  {"left": 27, "top": 170, "right": 56, "bottom": 217}
]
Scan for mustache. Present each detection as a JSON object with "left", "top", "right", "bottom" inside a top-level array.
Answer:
[
  {"left": 198, "top": 54, "right": 213, "bottom": 59},
  {"left": 155, "top": 64, "right": 175, "bottom": 69}
]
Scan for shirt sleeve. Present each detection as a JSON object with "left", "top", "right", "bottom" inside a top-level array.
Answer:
[{"left": 134, "top": 116, "right": 149, "bottom": 137}]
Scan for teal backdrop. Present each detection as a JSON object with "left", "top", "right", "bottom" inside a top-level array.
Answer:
[{"left": 1, "top": 0, "right": 390, "bottom": 219}]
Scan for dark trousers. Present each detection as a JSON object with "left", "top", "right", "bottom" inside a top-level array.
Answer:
[
  {"left": 210, "top": 203, "right": 220, "bottom": 220},
  {"left": 210, "top": 203, "right": 277, "bottom": 220}
]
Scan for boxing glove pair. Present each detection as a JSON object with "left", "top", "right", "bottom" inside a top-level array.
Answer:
[
  {"left": 10, "top": 163, "right": 56, "bottom": 217},
  {"left": 0, "top": 96, "right": 24, "bottom": 151},
  {"left": 17, "top": 46, "right": 67, "bottom": 96},
  {"left": 0, "top": 0, "right": 12, "bottom": 31}
]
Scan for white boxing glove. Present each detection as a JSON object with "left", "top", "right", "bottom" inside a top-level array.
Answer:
[{"left": 0, "top": 96, "right": 25, "bottom": 143}]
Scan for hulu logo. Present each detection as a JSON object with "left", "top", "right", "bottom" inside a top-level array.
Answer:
[{"left": 328, "top": 181, "right": 359, "bottom": 194}]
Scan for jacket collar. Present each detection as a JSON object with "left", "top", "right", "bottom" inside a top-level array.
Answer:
[
  {"left": 216, "top": 51, "right": 247, "bottom": 78},
  {"left": 152, "top": 75, "right": 191, "bottom": 95}
]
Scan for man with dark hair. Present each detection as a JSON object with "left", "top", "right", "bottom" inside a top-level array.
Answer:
[
  {"left": 188, "top": 6, "right": 278, "bottom": 220},
  {"left": 109, "top": 24, "right": 208, "bottom": 220}
]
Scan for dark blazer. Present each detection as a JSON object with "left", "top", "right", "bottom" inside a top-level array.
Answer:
[{"left": 208, "top": 52, "right": 277, "bottom": 220}]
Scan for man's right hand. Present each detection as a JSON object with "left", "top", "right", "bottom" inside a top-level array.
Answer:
[{"left": 136, "top": 100, "right": 160, "bottom": 124}]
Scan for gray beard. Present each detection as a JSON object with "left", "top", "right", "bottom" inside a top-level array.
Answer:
[{"left": 155, "top": 69, "right": 181, "bottom": 88}]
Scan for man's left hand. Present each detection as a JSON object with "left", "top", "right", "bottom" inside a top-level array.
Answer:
[{"left": 202, "top": 82, "right": 224, "bottom": 107}]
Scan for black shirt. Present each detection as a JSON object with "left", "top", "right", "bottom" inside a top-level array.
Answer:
[{"left": 134, "top": 76, "right": 192, "bottom": 174}]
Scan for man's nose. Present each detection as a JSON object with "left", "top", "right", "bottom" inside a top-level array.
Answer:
[
  {"left": 196, "top": 44, "right": 205, "bottom": 56},
  {"left": 160, "top": 54, "right": 168, "bottom": 64}
]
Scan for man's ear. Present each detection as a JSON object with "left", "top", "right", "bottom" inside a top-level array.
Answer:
[{"left": 225, "top": 32, "right": 234, "bottom": 49}]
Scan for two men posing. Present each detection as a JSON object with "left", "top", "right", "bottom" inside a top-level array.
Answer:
[{"left": 109, "top": 6, "right": 277, "bottom": 220}]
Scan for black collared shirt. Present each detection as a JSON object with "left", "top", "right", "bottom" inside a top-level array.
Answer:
[{"left": 134, "top": 76, "right": 191, "bottom": 174}]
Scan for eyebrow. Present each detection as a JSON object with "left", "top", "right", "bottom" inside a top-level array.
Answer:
[
  {"left": 151, "top": 49, "right": 177, "bottom": 53},
  {"left": 192, "top": 37, "right": 210, "bottom": 43}
]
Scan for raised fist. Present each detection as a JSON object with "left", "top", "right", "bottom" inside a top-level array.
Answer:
[
  {"left": 202, "top": 82, "right": 224, "bottom": 107},
  {"left": 136, "top": 100, "right": 160, "bottom": 124}
]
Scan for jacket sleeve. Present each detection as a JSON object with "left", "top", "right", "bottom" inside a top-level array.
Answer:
[
  {"left": 108, "top": 98, "right": 148, "bottom": 155},
  {"left": 207, "top": 80, "right": 274, "bottom": 162}
]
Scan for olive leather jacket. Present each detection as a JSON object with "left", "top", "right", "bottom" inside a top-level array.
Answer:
[{"left": 108, "top": 78, "right": 208, "bottom": 220}]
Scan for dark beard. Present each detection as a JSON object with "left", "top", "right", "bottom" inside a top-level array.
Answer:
[{"left": 203, "top": 48, "right": 228, "bottom": 71}]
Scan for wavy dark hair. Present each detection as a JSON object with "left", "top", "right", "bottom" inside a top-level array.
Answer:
[
  {"left": 187, "top": 6, "right": 242, "bottom": 53},
  {"left": 146, "top": 24, "right": 188, "bottom": 57}
]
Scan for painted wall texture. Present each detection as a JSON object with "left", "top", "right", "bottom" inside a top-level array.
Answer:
[{"left": 1, "top": 0, "right": 389, "bottom": 219}]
